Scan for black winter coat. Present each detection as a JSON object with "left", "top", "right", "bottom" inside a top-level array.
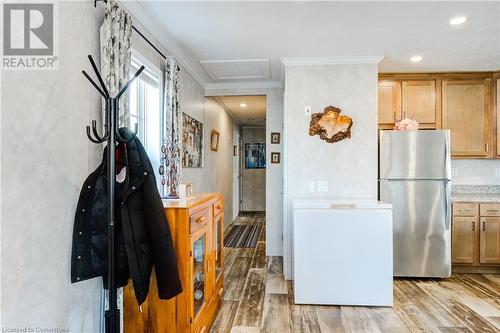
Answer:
[{"left": 71, "top": 129, "right": 182, "bottom": 305}]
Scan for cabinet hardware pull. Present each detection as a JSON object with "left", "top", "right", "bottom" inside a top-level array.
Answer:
[
  {"left": 482, "top": 221, "right": 486, "bottom": 231},
  {"left": 472, "top": 221, "right": 475, "bottom": 231},
  {"left": 216, "top": 205, "right": 222, "bottom": 209},
  {"left": 486, "top": 209, "right": 499, "bottom": 212},
  {"left": 196, "top": 216, "right": 206, "bottom": 224},
  {"left": 485, "top": 143, "right": 489, "bottom": 152}
]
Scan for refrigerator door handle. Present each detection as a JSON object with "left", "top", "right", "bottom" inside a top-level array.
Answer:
[{"left": 444, "top": 180, "right": 451, "bottom": 230}]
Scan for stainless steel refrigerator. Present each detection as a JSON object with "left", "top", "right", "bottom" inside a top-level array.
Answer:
[{"left": 379, "top": 130, "right": 451, "bottom": 278}]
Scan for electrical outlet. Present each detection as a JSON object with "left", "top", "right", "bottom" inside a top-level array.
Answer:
[
  {"left": 308, "top": 181, "right": 316, "bottom": 192},
  {"left": 304, "top": 106, "right": 312, "bottom": 117},
  {"left": 317, "top": 181, "right": 329, "bottom": 192},
  {"left": 451, "top": 168, "right": 458, "bottom": 177}
]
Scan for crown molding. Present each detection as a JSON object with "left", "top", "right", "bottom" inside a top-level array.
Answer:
[
  {"left": 205, "top": 80, "right": 282, "bottom": 93},
  {"left": 120, "top": 0, "right": 208, "bottom": 88},
  {"left": 281, "top": 55, "right": 385, "bottom": 66}
]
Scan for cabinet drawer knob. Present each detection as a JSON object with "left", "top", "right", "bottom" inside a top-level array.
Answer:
[
  {"left": 216, "top": 205, "right": 223, "bottom": 209},
  {"left": 196, "top": 216, "right": 207, "bottom": 224}
]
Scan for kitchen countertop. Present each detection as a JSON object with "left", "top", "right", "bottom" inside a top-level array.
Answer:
[{"left": 451, "top": 193, "right": 500, "bottom": 203}]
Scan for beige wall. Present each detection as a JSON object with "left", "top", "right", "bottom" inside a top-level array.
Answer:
[
  {"left": 1, "top": 2, "right": 104, "bottom": 330},
  {"left": 241, "top": 127, "right": 266, "bottom": 211},
  {"left": 283, "top": 63, "right": 379, "bottom": 278},
  {"left": 179, "top": 87, "right": 240, "bottom": 227}
]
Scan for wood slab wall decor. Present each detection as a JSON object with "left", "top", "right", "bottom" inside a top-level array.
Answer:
[{"left": 309, "top": 106, "right": 353, "bottom": 143}]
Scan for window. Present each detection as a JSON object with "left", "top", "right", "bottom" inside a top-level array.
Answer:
[{"left": 128, "top": 52, "right": 163, "bottom": 192}]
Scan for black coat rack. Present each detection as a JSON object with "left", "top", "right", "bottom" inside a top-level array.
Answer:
[{"left": 82, "top": 54, "right": 144, "bottom": 333}]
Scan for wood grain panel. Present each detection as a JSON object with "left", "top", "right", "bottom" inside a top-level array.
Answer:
[
  {"left": 378, "top": 81, "right": 401, "bottom": 125},
  {"left": 480, "top": 217, "right": 500, "bottom": 264},
  {"left": 452, "top": 216, "right": 478, "bottom": 264},
  {"left": 442, "top": 80, "right": 491, "bottom": 157},
  {"left": 402, "top": 80, "right": 436, "bottom": 125}
]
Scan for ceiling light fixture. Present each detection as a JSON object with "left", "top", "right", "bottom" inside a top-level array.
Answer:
[
  {"left": 449, "top": 16, "right": 467, "bottom": 26},
  {"left": 240, "top": 103, "right": 247, "bottom": 108},
  {"left": 410, "top": 55, "right": 423, "bottom": 63}
]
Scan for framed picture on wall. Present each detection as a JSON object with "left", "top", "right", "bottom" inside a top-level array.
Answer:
[
  {"left": 245, "top": 143, "right": 266, "bottom": 169},
  {"left": 182, "top": 113, "right": 203, "bottom": 168},
  {"left": 210, "top": 130, "right": 220, "bottom": 151},
  {"left": 271, "top": 152, "right": 280, "bottom": 164},
  {"left": 271, "top": 132, "right": 280, "bottom": 144}
]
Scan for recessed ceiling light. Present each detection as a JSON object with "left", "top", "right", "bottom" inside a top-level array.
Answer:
[
  {"left": 240, "top": 103, "right": 247, "bottom": 108},
  {"left": 449, "top": 16, "right": 467, "bottom": 26},
  {"left": 410, "top": 55, "right": 423, "bottom": 63}
]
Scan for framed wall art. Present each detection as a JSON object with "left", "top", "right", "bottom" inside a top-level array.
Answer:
[
  {"left": 245, "top": 143, "right": 266, "bottom": 169},
  {"left": 210, "top": 130, "right": 220, "bottom": 151},
  {"left": 182, "top": 113, "right": 203, "bottom": 168},
  {"left": 271, "top": 152, "right": 280, "bottom": 164},
  {"left": 271, "top": 132, "right": 280, "bottom": 144}
]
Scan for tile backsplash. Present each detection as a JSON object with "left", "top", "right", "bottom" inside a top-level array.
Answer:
[
  {"left": 451, "top": 159, "right": 500, "bottom": 185},
  {"left": 452, "top": 184, "right": 500, "bottom": 194}
]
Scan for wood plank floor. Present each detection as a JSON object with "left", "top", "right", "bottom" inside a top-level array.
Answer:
[{"left": 211, "top": 213, "right": 500, "bottom": 333}]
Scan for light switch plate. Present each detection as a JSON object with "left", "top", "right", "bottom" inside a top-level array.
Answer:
[
  {"left": 317, "top": 181, "right": 329, "bottom": 192},
  {"left": 451, "top": 168, "right": 458, "bottom": 177},
  {"left": 304, "top": 106, "right": 312, "bottom": 117},
  {"left": 308, "top": 181, "right": 316, "bottom": 192}
]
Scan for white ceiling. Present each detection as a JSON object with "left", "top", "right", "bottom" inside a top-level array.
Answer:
[
  {"left": 215, "top": 95, "right": 267, "bottom": 126},
  {"left": 128, "top": 1, "right": 500, "bottom": 87}
]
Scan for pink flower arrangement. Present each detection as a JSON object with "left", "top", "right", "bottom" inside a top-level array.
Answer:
[{"left": 394, "top": 118, "right": 419, "bottom": 131}]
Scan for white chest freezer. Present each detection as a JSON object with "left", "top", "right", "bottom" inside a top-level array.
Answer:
[{"left": 293, "top": 199, "right": 393, "bottom": 306}]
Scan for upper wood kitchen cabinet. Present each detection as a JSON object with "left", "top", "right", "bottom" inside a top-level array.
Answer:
[
  {"left": 496, "top": 75, "right": 500, "bottom": 157},
  {"left": 442, "top": 79, "right": 491, "bottom": 158},
  {"left": 401, "top": 80, "right": 438, "bottom": 128},
  {"left": 378, "top": 81, "right": 400, "bottom": 128},
  {"left": 378, "top": 79, "right": 439, "bottom": 129}
]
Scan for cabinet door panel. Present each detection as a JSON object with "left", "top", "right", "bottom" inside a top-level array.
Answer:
[
  {"left": 442, "top": 80, "right": 490, "bottom": 157},
  {"left": 378, "top": 81, "right": 400, "bottom": 125},
  {"left": 452, "top": 216, "right": 477, "bottom": 264},
  {"left": 402, "top": 81, "right": 436, "bottom": 124},
  {"left": 480, "top": 217, "right": 500, "bottom": 264},
  {"left": 497, "top": 78, "right": 500, "bottom": 157}
]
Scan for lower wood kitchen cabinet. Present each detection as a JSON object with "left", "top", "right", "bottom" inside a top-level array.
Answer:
[
  {"left": 452, "top": 202, "right": 500, "bottom": 272},
  {"left": 480, "top": 217, "right": 500, "bottom": 264},
  {"left": 124, "top": 193, "right": 224, "bottom": 333}
]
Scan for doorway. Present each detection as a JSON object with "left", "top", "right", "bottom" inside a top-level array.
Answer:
[{"left": 211, "top": 95, "right": 267, "bottom": 224}]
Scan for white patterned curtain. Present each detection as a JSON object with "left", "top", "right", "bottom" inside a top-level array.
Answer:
[
  {"left": 99, "top": 0, "right": 132, "bottom": 126},
  {"left": 161, "top": 57, "right": 182, "bottom": 198}
]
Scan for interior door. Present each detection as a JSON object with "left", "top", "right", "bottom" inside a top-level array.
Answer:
[
  {"left": 233, "top": 134, "right": 241, "bottom": 220},
  {"left": 379, "top": 179, "right": 451, "bottom": 277}
]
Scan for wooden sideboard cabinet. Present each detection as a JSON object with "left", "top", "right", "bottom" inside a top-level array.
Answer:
[
  {"left": 452, "top": 202, "right": 500, "bottom": 273},
  {"left": 124, "top": 193, "right": 224, "bottom": 333}
]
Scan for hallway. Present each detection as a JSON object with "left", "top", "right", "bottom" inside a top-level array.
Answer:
[{"left": 211, "top": 214, "right": 500, "bottom": 333}]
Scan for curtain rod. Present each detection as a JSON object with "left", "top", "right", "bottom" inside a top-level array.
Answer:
[
  {"left": 94, "top": 0, "right": 170, "bottom": 61},
  {"left": 132, "top": 26, "right": 167, "bottom": 60}
]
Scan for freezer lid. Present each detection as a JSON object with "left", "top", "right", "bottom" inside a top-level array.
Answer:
[{"left": 379, "top": 130, "right": 451, "bottom": 180}]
